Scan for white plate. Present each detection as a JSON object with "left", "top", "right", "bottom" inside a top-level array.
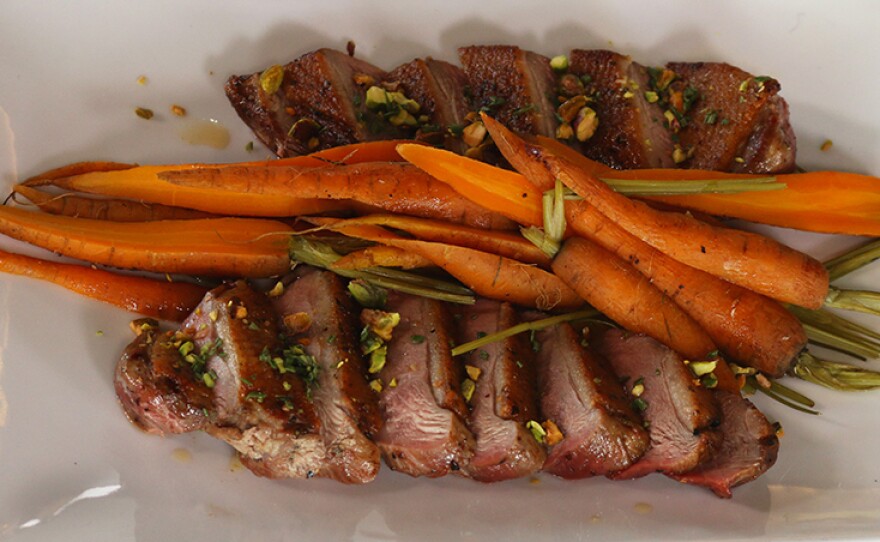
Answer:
[{"left": 2, "top": 1, "right": 880, "bottom": 540}]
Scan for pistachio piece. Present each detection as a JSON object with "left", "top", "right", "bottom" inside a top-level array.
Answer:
[
  {"left": 461, "top": 121, "right": 488, "bottom": 148},
  {"left": 574, "top": 107, "right": 599, "bottom": 142},
  {"left": 557, "top": 95, "right": 588, "bottom": 123},
  {"left": 364, "top": 86, "right": 389, "bottom": 109},
  {"left": 557, "top": 73, "right": 585, "bottom": 98},
  {"left": 387, "top": 91, "right": 421, "bottom": 114},
  {"left": 549, "top": 54, "right": 569, "bottom": 72},
  {"left": 259, "top": 64, "right": 284, "bottom": 94},
  {"left": 555, "top": 122, "right": 574, "bottom": 140},
  {"left": 672, "top": 144, "right": 689, "bottom": 164},
  {"left": 388, "top": 109, "right": 418, "bottom": 127}
]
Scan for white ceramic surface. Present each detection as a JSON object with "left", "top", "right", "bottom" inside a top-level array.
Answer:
[{"left": 1, "top": 1, "right": 880, "bottom": 540}]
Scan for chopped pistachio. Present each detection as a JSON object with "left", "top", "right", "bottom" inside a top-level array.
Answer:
[
  {"left": 701, "top": 373, "right": 719, "bottom": 389},
  {"left": 283, "top": 312, "right": 312, "bottom": 334},
  {"left": 387, "top": 91, "right": 421, "bottom": 114},
  {"left": 282, "top": 381, "right": 292, "bottom": 391},
  {"left": 410, "top": 334, "right": 426, "bottom": 344},
  {"left": 542, "top": 420, "right": 564, "bottom": 446},
  {"left": 820, "top": 139, "right": 833, "bottom": 152},
  {"left": 361, "top": 309, "right": 400, "bottom": 341},
  {"left": 558, "top": 95, "right": 588, "bottom": 123},
  {"left": 465, "top": 364, "right": 481, "bottom": 381},
  {"left": 353, "top": 73, "right": 375, "bottom": 86},
  {"left": 734, "top": 156, "right": 745, "bottom": 164},
  {"left": 738, "top": 78, "right": 750, "bottom": 93},
  {"left": 631, "top": 382, "right": 645, "bottom": 397},
  {"left": 622, "top": 90, "right": 634, "bottom": 99},
  {"left": 245, "top": 141, "right": 255, "bottom": 152},
  {"left": 136, "top": 75, "right": 148, "bottom": 86},
  {"left": 555, "top": 122, "right": 574, "bottom": 140},
  {"left": 267, "top": 281, "right": 284, "bottom": 297},
  {"left": 389, "top": 377, "right": 398, "bottom": 388},
  {"left": 135, "top": 107, "right": 154, "bottom": 120},
  {"left": 461, "top": 378, "right": 476, "bottom": 402},
  {"left": 672, "top": 144, "right": 688, "bottom": 164},
  {"left": 388, "top": 108, "right": 418, "bottom": 127},
  {"left": 574, "top": 107, "right": 599, "bottom": 142},
  {"left": 632, "top": 397, "right": 649, "bottom": 412},
  {"left": 365, "top": 86, "right": 390, "bottom": 109},
  {"left": 369, "top": 379, "right": 383, "bottom": 393},
  {"left": 549, "top": 54, "right": 569, "bottom": 72},
  {"left": 203, "top": 372, "right": 216, "bottom": 388},
  {"left": 260, "top": 64, "right": 284, "bottom": 94},
  {"left": 644, "top": 91, "right": 659, "bottom": 103},
  {"left": 461, "top": 121, "right": 488, "bottom": 148},
  {"left": 526, "top": 420, "right": 546, "bottom": 443},
  {"left": 368, "top": 345, "right": 387, "bottom": 374},
  {"left": 688, "top": 360, "right": 718, "bottom": 377}
]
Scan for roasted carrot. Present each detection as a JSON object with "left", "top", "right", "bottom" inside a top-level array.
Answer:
[
  {"left": 293, "top": 139, "right": 413, "bottom": 165},
  {"left": 321, "top": 222, "right": 583, "bottom": 311},
  {"left": 395, "top": 143, "right": 543, "bottom": 227},
  {"left": 20, "top": 161, "right": 136, "bottom": 186},
  {"left": 552, "top": 237, "right": 717, "bottom": 361},
  {"left": 12, "top": 185, "right": 215, "bottom": 222},
  {"left": 0, "top": 207, "right": 291, "bottom": 277},
  {"left": 161, "top": 162, "right": 515, "bottom": 230},
  {"left": 567, "top": 200, "right": 806, "bottom": 378},
  {"left": 640, "top": 171, "right": 880, "bottom": 236},
  {"left": 481, "top": 118, "right": 829, "bottom": 309},
  {"left": 38, "top": 166, "right": 349, "bottom": 218},
  {"left": 332, "top": 245, "right": 433, "bottom": 270},
  {"left": 543, "top": 151, "right": 829, "bottom": 309},
  {"left": 0, "top": 248, "right": 207, "bottom": 321},
  {"left": 306, "top": 214, "right": 550, "bottom": 267}
]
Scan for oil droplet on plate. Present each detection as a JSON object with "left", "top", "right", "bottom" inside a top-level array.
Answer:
[
  {"left": 179, "top": 119, "right": 230, "bottom": 149},
  {"left": 172, "top": 448, "right": 192, "bottom": 462},
  {"left": 634, "top": 502, "right": 653, "bottom": 514},
  {"left": 590, "top": 514, "right": 602, "bottom": 524}
]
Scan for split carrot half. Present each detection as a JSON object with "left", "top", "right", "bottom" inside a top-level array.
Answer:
[
  {"left": 395, "top": 143, "right": 543, "bottom": 227},
  {"left": 0, "top": 207, "right": 292, "bottom": 277},
  {"left": 552, "top": 237, "right": 717, "bottom": 361},
  {"left": 0, "top": 248, "right": 208, "bottom": 322},
  {"left": 322, "top": 222, "right": 583, "bottom": 311},
  {"left": 308, "top": 214, "right": 550, "bottom": 267},
  {"left": 13, "top": 185, "right": 215, "bottom": 222},
  {"left": 20, "top": 161, "right": 136, "bottom": 186},
  {"left": 161, "top": 162, "right": 514, "bottom": 230}
]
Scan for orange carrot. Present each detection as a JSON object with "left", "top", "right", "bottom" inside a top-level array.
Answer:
[
  {"left": 323, "top": 222, "right": 583, "bottom": 311},
  {"left": 41, "top": 165, "right": 349, "bottom": 217},
  {"left": 395, "top": 143, "right": 543, "bottom": 226},
  {"left": 332, "top": 245, "right": 432, "bottom": 270},
  {"left": 566, "top": 200, "right": 806, "bottom": 378},
  {"left": 542, "top": 151, "right": 829, "bottom": 309},
  {"left": 480, "top": 117, "right": 830, "bottom": 309},
  {"left": 0, "top": 207, "right": 291, "bottom": 277},
  {"left": 161, "top": 162, "right": 515, "bottom": 230},
  {"left": 307, "top": 214, "right": 550, "bottom": 267},
  {"left": 640, "top": 171, "right": 880, "bottom": 236},
  {"left": 0, "top": 248, "right": 208, "bottom": 321},
  {"left": 294, "top": 139, "right": 413, "bottom": 165},
  {"left": 552, "top": 237, "right": 717, "bottom": 361},
  {"left": 12, "top": 185, "right": 215, "bottom": 221},
  {"left": 20, "top": 161, "right": 136, "bottom": 186}
]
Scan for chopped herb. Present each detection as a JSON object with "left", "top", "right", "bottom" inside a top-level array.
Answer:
[
  {"left": 327, "top": 334, "right": 337, "bottom": 344},
  {"left": 241, "top": 376, "right": 253, "bottom": 387},
  {"left": 248, "top": 321, "right": 260, "bottom": 331},
  {"left": 478, "top": 350, "right": 489, "bottom": 361},
  {"left": 515, "top": 360, "right": 524, "bottom": 369},
  {"left": 682, "top": 86, "right": 699, "bottom": 111},
  {"left": 632, "top": 398, "right": 649, "bottom": 412},
  {"left": 410, "top": 334, "right": 426, "bottom": 344},
  {"left": 753, "top": 76, "right": 771, "bottom": 83},
  {"left": 476, "top": 331, "right": 487, "bottom": 339},
  {"left": 720, "top": 118, "right": 730, "bottom": 126},
  {"left": 447, "top": 124, "right": 464, "bottom": 137},
  {"left": 246, "top": 391, "right": 267, "bottom": 403},
  {"left": 703, "top": 109, "right": 719, "bottom": 125},
  {"left": 529, "top": 330, "right": 541, "bottom": 353},
  {"left": 512, "top": 104, "right": 538, "bottom": 117}
]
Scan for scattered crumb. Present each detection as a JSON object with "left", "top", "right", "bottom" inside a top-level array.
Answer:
[
  {"left": 820, "top": 139, "right": 833, "bottom": 152},
  {"left": 529, "top": 476, "right": 541, "bottom": 485},
  {"left": 590, "top": 514, "right": 602, "bottom": 524},
  {"left": 245, "top": 141, "right": 255, "bottom": 152},
  {"left": 172, "top": 448, "right": 192, "bottom": 463},
  {"left": 170, "top": 104, "right": 187, "bottom": 117},
  {"left": 634, "top": 502, "right": 653, "bottom": 514},
  {"left": 136, "top": 75, "right": 148, "bottom": 86},
  {"left": 229, "top": 453, "right": 244, "bottom": 472},
  {"left": 95, "top": 330, "right": 104, "bottom": 337},
  {"left": 135, "top": 107, "right": 154, "bottom": 120}
]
